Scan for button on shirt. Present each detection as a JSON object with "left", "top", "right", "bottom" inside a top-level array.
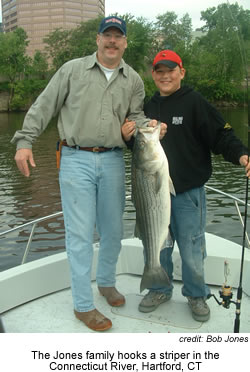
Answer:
[{"left": 11, "top": 52, "right": 149, "bottom": 149}]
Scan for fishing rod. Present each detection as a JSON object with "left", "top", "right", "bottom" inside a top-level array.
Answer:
[
  {"left": 233, "top": 35, "right": 250, "bottom": 329},
  {"left": 207, "top": 1, "right": 250, "bottom": 332},
  {"left": 234, "top": 176, "right": 249, "bottom": 332},
  {"left": 207, "top": 175, "right": 249, "bottom": 332}
]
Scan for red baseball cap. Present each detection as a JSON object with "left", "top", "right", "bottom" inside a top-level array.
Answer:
[{"left": 153, "top": 50, "right": 183, "bottom": 69}]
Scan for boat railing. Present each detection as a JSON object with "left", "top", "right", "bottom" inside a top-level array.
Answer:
[
  {"left": 0, "top": 186, "right": 249, "bottom": 265},
  {"left": 205, "top": 185, "right": 249, "bottom": 248},
  {"left": 0, "top": 211, "right": 63, "bottom": 265}
]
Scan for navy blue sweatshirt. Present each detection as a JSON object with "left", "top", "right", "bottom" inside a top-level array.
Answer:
[{"left": 129, "top": 86, "right": 248, "bottom": 193}]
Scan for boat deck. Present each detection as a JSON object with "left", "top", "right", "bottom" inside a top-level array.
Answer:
[
  {"left": 1, "top": 233, "right": 250, "bottom": 333},
  {"left": 2, "top": 273, "right": 250, "bottom": 333}
]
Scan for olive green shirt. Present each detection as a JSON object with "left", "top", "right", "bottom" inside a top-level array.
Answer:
[{"left": 11, "top": 52, "right": 149, "bottom": 149}]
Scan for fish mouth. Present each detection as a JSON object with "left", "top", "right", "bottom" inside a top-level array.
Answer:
[
  {"left": 138, "top": 127, "right": 155, "bottom": 133},
  {"left": 139, "top": 125, "right": 160, "bottom": 133}
]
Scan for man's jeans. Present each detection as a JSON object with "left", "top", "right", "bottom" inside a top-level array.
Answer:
[
  {"left": 150, "top": 186, "right": 210, "bottom": 298},
  {"left": 59, "top": 146, "right": 125, "bottom": 312}
]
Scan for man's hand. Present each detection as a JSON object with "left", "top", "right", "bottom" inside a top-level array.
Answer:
[
  {"left": 121, "top": 119, "right": 136, "bottom": 141},
  {"left": 14, "top": 148, "right": 36, "bottom": 177},
  {"left": 239, "top": 155, "right": 250, "bottom": 178}
]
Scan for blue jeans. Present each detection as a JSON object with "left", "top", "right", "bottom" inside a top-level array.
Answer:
[
  {"left": 150, "top": 186, "right": 210, "bottom": 298},
  {"left": 59, "top": 146, "right": 125, "bottom": 312}
]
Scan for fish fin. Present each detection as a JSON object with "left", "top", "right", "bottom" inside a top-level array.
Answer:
[
  {"left": 154, "top": 171, "right": 163, "bottom": 193},
  {"left": 140, "top": 266, "right": 171, "bottom": 293},
  {"left": 134, "top": 222, "right": 141, "bottom": 239},
  {"left": 161, "top": 228, "right": 173, "bottom": 250},
  {"left": 169, "top": 177, "right": 176, "bottom": 196},
  {"left": 164, "top": 228, "right": 173, "bottom": 248}
]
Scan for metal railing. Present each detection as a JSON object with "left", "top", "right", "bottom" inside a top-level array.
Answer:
[
  {"left": 0, "top": 186, "right": 249, "bottom": 265},
  {"left": 205, "top": 185, "right": 250, "bottom": 248},
  {"left": 0, "top": 211, "right": 63, "bottom": 265}
]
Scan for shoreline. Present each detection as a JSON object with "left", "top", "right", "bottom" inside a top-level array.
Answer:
[{"left": 0, "top": 91, "right": 247, "bottom": 113}]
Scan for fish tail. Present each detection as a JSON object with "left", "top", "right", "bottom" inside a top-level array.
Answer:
[{"left": 140, "top": 266, "right": 170, "bottom": 293}]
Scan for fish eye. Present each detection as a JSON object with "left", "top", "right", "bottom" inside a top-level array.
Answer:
[{"left": 139, "top": 141, "right": 146, "bottom": 148}]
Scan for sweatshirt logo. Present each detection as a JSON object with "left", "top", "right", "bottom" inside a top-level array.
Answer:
[
  {"left": 172, "top": 116, "right": 183, "bottom": 125},
  {"left": 224, "top": 123, "right": 232, "bottom": 130}
]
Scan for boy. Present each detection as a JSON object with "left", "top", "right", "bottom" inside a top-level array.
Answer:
[{"left": 122, "top": 50, "right": 249, "bottom": 321}]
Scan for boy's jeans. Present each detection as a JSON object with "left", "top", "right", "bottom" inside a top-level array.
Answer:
[{"left": 150, "top": 186, "right": 210, "bottom": 298}]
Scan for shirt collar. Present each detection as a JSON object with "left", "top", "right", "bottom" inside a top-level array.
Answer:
[{"left": 86, "top": 52, "right": 128, "bottom": 77}]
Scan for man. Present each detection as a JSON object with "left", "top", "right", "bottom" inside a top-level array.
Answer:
[
  {"left": 122, "top": 50, "right": 250, "bottom": 322},
  {"left": 11, "top": 16, "right": 155, "bottom": 332}
]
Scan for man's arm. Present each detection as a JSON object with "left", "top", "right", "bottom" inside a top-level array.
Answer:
[
  {"left": 11, "top": 62, "right": 71, "bottom": 176},
  {"left": 11, "top": 62, "right": 71, "bottom": 150}
]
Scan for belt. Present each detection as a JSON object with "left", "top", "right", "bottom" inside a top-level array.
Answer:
[{"left": 61, "top": 140, "right": 113, "bottom": 152}]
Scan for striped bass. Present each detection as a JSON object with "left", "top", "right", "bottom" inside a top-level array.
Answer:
[{"left": 131, "top": 124, "right": 175, "bottom": 292}]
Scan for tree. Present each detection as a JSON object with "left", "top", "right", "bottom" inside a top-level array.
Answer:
[
  {"left": 69, "top": 17, "right": 102, "bottom": 60},
  {"left": 32, "top": 50, "right": 49, "bottom": 79},
  {"left": 1, "top": 6, "right": 249, "bottom": 109},
  {"left": 153, "top": 12, "right": 193, "bottom": 55},
  {"left": 43, "top": 18, "right": 103, "bottom": 70},
  {"left": 0, "top": 28, "right": 31, "bottom": 109},
  {"left": 189, "top": 2, "right": 250, "bottom": 100},
  {"left": 122, "top": 14, "right": 154, "bottom": 72},
  {"left": 43, "top": 28, "right": 73, "bottom": 71},
  {"left": 0, "top": 28, "right": 31, "bottom": 82},
  {"left": 43, "top": 14, "right": 154, "bottom": 73}
]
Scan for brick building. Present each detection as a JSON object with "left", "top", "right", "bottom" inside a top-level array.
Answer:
[{"left": 1, "top": 0, "right": 105, "bottom": 55}]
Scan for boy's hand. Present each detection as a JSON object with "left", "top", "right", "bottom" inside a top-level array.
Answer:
[
  {"left": 159, "top": 122, "right": 167, "bottom": 139},
  {"left": 148, "top": 120, "right": 167, "bottom": 139},
  {"left": 122, "top": 119, "right": 136, "bottom": 141},
  {"left": 239, "top": 155, "right": 250, "bottom": 178}
]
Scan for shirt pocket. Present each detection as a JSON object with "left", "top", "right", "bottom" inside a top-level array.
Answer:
[{"left": 111, "top": 84, "right": 133, "bottom": 119}]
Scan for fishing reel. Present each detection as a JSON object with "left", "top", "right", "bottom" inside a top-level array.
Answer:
[
  {"left": 209, "top": 176, "right": 248, "bottom": 333},
  {"left": 208, "top": 283, "right": 235, "bottom": 309},
  {"left": 207, "top": 261, "right": 236, "bottom": 309}
]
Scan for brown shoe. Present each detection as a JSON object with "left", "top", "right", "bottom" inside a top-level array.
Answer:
[
  {"left": 98, "top": 286, "right": 125, "bottom": 307},
  {"left": 74, "top": 309, "right": 112, "bottom": 331}
]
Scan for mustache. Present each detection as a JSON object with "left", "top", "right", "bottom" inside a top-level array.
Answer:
[{"left": 106, "top": 44, "right": 119, "bottom": 49}]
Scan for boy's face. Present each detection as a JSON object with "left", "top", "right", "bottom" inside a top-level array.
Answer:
[{"left": 152, "top": 64, "right": 185, "bottom": 96}]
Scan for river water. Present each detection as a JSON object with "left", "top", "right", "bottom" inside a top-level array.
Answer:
[{"left": 0, "top": 108, "right": 249, "bottom": 271}]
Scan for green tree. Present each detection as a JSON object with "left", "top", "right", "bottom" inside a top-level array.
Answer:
[
  {"left": 43, "top": 28, "right": 73, "bottom": 71},
  {"left": 122, "top": 14, "right": 154, "bottom": 72},
  {"left": 153, "top": 12, "right": 193, "bottom": 55},
  {"left": 0, "top": 28, "right": 31, "bottom": 82},
  {"left": 31, "top": 50, "right": 49, "bottom": 79},
  {"left": 43, "top": 15, "right": 154, "bottom": 73},
  {"left": 69, "top": 17, "right": 102, "bottom": 59},
  {"left": 0, "top": 28, "right": 31, "bottom": 109},
  {"left": 43, "top": 18, "right": 103, "bottom": 70},
  {"left": 188, "top": 2, "right": 250, "bottom": 100}
]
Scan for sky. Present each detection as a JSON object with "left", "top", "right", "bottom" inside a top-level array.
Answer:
[
  {"left": 0, "top": 0, "right": 249, "bottom": 29},
  {"left": 105, "top": 0, "right": 249, "bottom": 29}
]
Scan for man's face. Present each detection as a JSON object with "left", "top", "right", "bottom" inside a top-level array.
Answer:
[
  {"left": 152, "top": 64, "right": 185, "bottom": 96},
  {"left": 96, "top": 27, "right": 127, "bottom": 68}
]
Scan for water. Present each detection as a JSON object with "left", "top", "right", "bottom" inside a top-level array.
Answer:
[{"left": 0, "top": 108, "right": 249, "bottom": 271}]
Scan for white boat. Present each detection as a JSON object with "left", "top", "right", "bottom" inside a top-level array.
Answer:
[{"left": 0, "top": 186, "right": 249, "bottom": 333}]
